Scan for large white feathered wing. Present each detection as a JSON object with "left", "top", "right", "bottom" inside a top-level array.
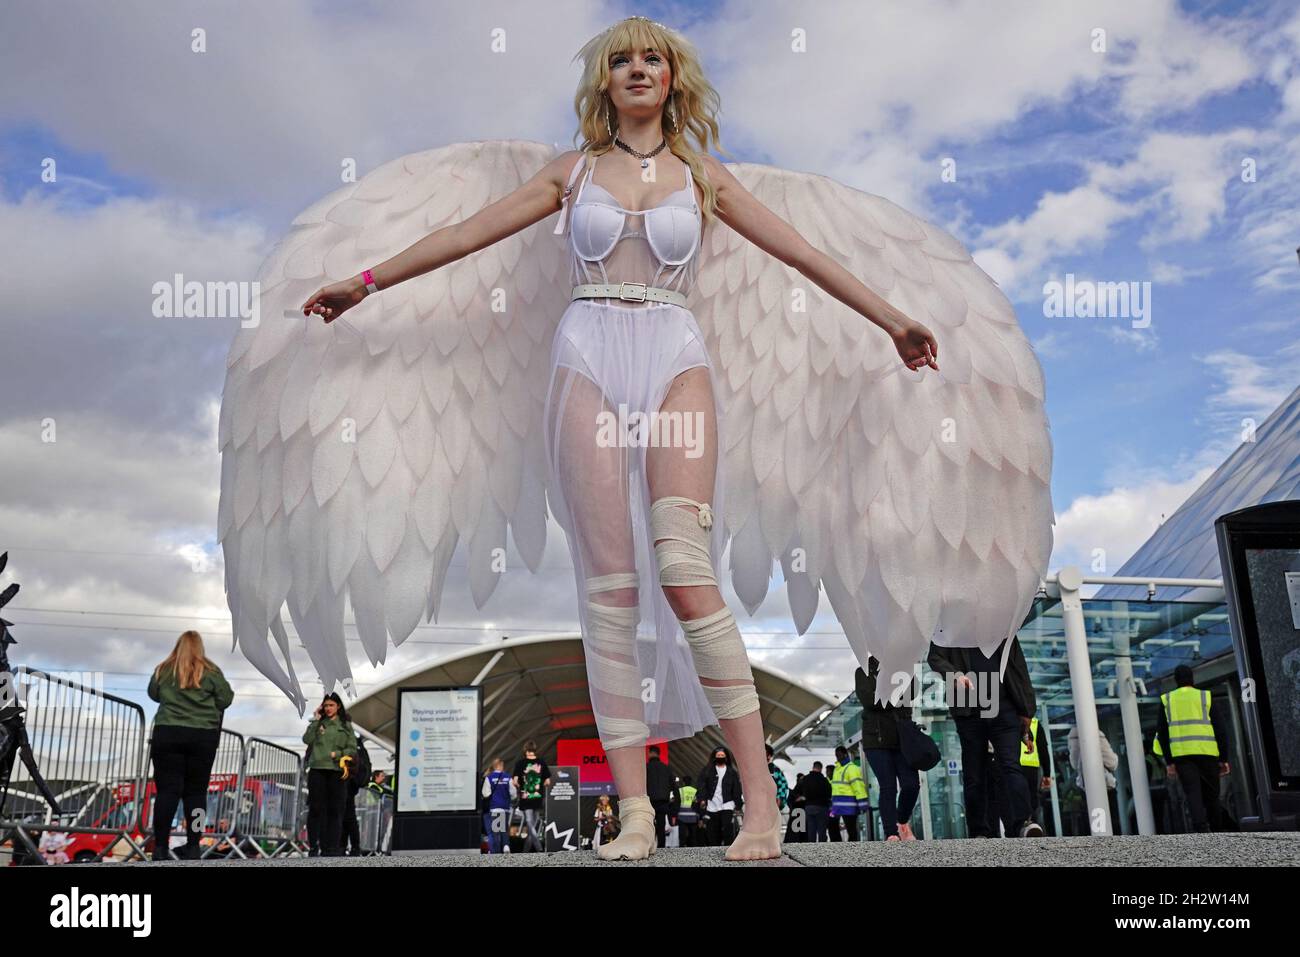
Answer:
[
  {"left": 217, "top": 140, "right": 570, "bottom": 713},
  {"left": 695, "top": 162, "right": 1055, "bottom": 697}
]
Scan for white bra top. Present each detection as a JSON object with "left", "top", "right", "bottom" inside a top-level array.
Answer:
[{"left": 554, "top": 151, "right": 702, "bottom": 301}]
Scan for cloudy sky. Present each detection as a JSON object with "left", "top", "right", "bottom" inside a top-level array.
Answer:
[{"left": 2, "top": 0, "right": 1298, "bottom": 754}]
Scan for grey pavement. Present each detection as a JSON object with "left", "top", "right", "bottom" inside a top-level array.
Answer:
[{"left": 146, "top": 832, "right": 1300, "bottom": 867}]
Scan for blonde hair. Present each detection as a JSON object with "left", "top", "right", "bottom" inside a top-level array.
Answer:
[
  {"left": 154, "top": 630, "right": 217, "bottom": 690},
  {"left": 569, "top": 16, "right": 730, "bottom": 227}
]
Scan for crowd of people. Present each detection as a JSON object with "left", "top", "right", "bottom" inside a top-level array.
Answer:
[
  {"left": 478, "top": 638, "right": 1237, "bottom": 852},
  {"left": 144, "top": 630, "right": 393, "bottom": 861},
  {"left": 136, "top": 628, "right": 1235, "bottom": 863}
]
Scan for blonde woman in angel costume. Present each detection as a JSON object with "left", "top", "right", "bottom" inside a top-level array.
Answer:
[{"left": 222, "top": 16, "right": 1052, "bottom": 864}]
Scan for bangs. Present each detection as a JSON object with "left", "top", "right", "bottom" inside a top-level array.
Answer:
[{"left": 605, "top": 19, "right": 671, "bottom": 65}]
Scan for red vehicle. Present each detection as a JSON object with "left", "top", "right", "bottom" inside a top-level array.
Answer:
[{"left": 55, "top": 773, "right": 267, "bottom": 862}]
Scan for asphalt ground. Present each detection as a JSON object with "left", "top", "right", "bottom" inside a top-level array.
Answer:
[{"left": 148, "top": 831, "right": 1300, "bottom": 867}]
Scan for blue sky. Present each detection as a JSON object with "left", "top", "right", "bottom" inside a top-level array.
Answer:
[{"left": 2, "top": 0, "right": 1298, "bottom": 732}]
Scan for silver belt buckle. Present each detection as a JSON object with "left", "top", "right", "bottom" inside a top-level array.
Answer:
[{"left": 618, "top": 281, "right": 648, "bottom": 303}]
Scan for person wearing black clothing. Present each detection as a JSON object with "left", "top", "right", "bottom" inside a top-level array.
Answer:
[
  {"left": 928, "top": 637, "right": 1042, "bottom": 838},
  {"left": 1020, "top": 716, "right": 1053, "bottom": 828},
  {"left": 697, "top": 746, "right": 743, "bottom": 846},
  {"left": 512, "top": 742, "right": 551, "bottom": 852},
  {"left": 341, "top": 734, "right": 371, "bottom": 855},
  {"left": 147, "top": 631, "right": 234, "bottom": 861},
  {"left": 341, "top": 775, "right": 362, "bottom": 855},
  {"left": 303, "top": 692, "right": 357, "bottom": 857},
  {"left": 800, "top": 762, "right": 832, "bottom": 842},
  {"left": 645, "top": 745, "right": 677, "bottom": 848},
  {"left": 855, "top": 658, "right": 921, "bottom": 841},
  {"left": 785, "top": 773, "right": 806, "bottom": 843},
  {"left": 1156, "top": 665, "right": 1231, "bottom": 832},
  {"left": 985, "top": 746, "right": 1009, "bottom": 835}
]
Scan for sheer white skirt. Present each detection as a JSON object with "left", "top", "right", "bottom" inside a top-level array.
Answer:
[{"left": 543, "top": 298, "right": 726, "bottom": 748}]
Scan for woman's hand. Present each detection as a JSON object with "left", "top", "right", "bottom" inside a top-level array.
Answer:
[
  {"left": 892, "top": 319, "right": 939, "bottom": 372},
  {"left": 301, "top": 275, "right": 367, "bottom": 323}
]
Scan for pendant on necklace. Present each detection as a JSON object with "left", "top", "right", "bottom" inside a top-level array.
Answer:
[{"left": 640, "top": 158, "right": 649, "bottom": 168}]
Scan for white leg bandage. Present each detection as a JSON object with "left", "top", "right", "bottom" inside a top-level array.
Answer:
[
  {"left": 585, "top": 572, "right": 649, "bottom": 750},
  {"left": 650, "top": 496, "right": 760, "bottom": 720},
  {"left": 650, "top": 495, "right": 717, "bottom": 586}
]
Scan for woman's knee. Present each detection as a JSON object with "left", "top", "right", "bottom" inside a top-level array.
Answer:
[
  {"left": 660, "top": 582, "right": 724, "bottom": 620},
  {"left": 648, "top": 496, "right": 724, "bottom": 618}
]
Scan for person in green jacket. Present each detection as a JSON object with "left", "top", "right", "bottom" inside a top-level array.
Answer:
[
  {"left": 303, "top": 692, "right": 357, "bottom": 856},
  {"left": 147, "top": 630, "right": 234, "bottom": 861}
]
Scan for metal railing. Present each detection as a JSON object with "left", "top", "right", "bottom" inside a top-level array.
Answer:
[
  {"left": 194, "top": 729, "right": 248, "bottom": 859},
  {"left": 0, "top": 668, "right": 149, "bottom": 863},
  {"left": 353, "top": 786, "right": 393, "bottom": 854},
  {"left": 3, "top": 667, "right": 395, "bottom": 864},
  {"left": 127, "top": 723, "right": 253, "bottom": 861},
  {"left": 239, "top": 737, "right": 307, "bottom": 858}
]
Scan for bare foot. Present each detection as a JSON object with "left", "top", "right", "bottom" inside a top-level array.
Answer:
[{"left": 725, "top": 784, "right": 783, "bottom": 861}]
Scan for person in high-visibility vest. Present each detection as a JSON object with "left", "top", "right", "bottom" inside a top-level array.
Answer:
[
  {"left": 674, "top": 776, "right": 700, "bottom": 848},
  {"left": 1154, "top": 665, "right": 1230, "bottom": 832},
  {"left": 1018, "top": 716, "right": 1053, "bottom": 830},
  {"left": 828, "top": 746, "right": 869, "bottom": 841}
]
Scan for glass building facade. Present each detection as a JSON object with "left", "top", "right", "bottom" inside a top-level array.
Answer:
[{"left": 827, "top": 595, "right": 1248, "bottom": 840}]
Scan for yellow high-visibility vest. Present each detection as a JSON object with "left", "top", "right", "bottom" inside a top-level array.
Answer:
[
  {"left": 1020, "top": 717, "right": 1041, "bottom": 768},
  {"left": 1160, "top": 686, "right": 1219, "bottom": 758},
  {"left": 830, "top": 761, "right": 867, "bottom": 802}
]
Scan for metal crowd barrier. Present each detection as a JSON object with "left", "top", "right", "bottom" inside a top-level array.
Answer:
[
  {"left": 0, "top": 667, "right": 149, "bottom": 864},
  {"left": 353, "top": 787, "right": 393, "bottom": 854},
  {"left": 195, "top": 728, "right": 248, "bottom": 859},
  {"left": 3, "top": 671, "right": 397, "bottom": 863},
  {"left": 134, "top": 724, "right": 251, "bottom": 860},
  {"left": 295, "top": 764, "right": 312, "bottom": 854},
  {"left": 239, "top": 737, "right": 306, "bottom": 857}
]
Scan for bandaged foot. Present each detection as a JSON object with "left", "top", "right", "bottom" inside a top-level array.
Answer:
[{"left": 596, "top": 794, "right": 656, "bottom": 861}]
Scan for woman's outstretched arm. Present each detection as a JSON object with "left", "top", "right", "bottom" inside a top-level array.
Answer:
[
  {"left": 698, "top": 154, "right": 938, "bottom": 372},
  {"left": 301, "top": 149, "right": 583, "bottom": 322}
]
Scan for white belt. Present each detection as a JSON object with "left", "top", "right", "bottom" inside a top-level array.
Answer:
[{"left": 571, "top": 282, "right": 687, "bottom": 307}]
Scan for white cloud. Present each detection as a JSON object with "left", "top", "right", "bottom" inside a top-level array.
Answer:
[
  {"left": 1052, "top": 340, "right": 1300, "bottom": 574},
  {"left": 1199, "top": 343, "right": 1300, "bottom": 424},
  {"left": 1108, "top": 6, "right": 1256, "bottom": 118},
  {"left": 1100, "top": 324, "right": 1159, "bottom": 353},
  {"left": 0, "top": 0, "right": 608, "bottom": 222},
  {"left": 1149, "top": 260, "right": 1209, "bottom": 284},
  {"left": 1091, "top": 129, "right": 1259, "bottom": 245},
  {"left": 1030, "top": 329, "right": 1071, "bottom": 360},
  {"left": 1051, "top": 467, "right": 1215, "bottom": 573},
  {"left": 974, "top": 185, "right": 1142, "bottom": 295}
]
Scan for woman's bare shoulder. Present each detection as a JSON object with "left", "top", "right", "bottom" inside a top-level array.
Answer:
[
  {"left": 698, "top": 152, "right": 739, "bottom": 185},
  {"left": 547, "top": 148, "right": 588, "bottom": 180}
]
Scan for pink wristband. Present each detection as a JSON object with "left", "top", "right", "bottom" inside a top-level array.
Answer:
[{"left": 362, "top": 269, "right": 378, "bottom": 295}]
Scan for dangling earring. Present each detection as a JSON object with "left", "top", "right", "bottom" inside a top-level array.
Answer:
[
  {"left": 668, "top": 93, "right": 678, "bottom": 134},
  {"left": 605, "top": 94, "right": 615, "bottom": 141}
]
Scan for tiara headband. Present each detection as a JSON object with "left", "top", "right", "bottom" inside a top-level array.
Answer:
[{"left": 626, "top": 14, "right": 672, "bottom": 33}]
